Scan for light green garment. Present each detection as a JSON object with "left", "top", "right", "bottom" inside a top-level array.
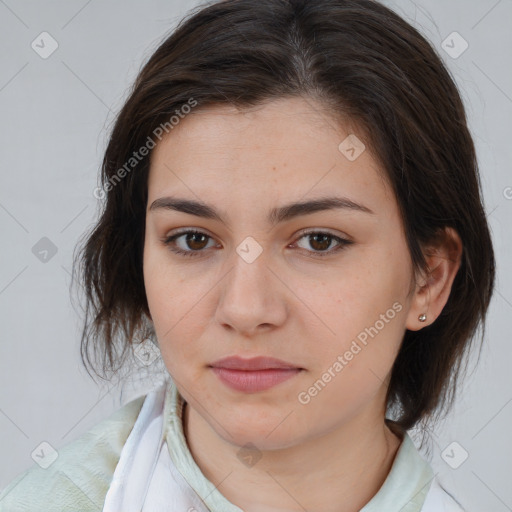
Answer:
[
  {"left": 0, "top": 395, "right": 145, "bottom": 512},
  {"left": 0, "top": 382, "right": 434, "bottom": 511}
]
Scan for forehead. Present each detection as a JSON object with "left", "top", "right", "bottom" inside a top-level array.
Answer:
[{"left": 147, "top": 97, "right": 394, "bottom": 217}]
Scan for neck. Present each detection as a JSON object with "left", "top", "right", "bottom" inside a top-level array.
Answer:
[{"left": 183, "top": 399, "right": 403, "bottom": 512}]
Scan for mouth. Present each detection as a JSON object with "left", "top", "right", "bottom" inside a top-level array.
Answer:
[{"left": 209, "top": 356, "right": 303, "bottom": 393}]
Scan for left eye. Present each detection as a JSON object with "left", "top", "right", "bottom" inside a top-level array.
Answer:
[
  {"left": 162, "top": 230, "right": 353, "bottom": 258},
  {"left": 293, "top": 231, "right": 352, "bottom": 256}
]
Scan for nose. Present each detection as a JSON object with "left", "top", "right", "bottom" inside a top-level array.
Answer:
[{"left": 214, "top": 247, "right": 288, "bottom": 337}]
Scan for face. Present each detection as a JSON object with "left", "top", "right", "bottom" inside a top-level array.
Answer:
[{"left": 143, "top": 96, "right": 417, "bottom": 450}]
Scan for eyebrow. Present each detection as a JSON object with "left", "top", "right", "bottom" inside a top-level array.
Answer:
[{"left": 148, "top": 195, "right": 375, "bottom": 227}]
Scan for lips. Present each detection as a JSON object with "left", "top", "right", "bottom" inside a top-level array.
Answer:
[
  {"left": 210, "top": 356, "right": 301, "bottom": 371},
  {"left": 209, "top": 356, "right": 303, "bottom": 393}
]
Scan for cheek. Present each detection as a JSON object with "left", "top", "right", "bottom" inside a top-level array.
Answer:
[
  {"left": 143, "top": 247, "right": 212, "bottom": 374},
  {"left": 143, "top": 238, "right": 187, "bottom": 315},
  {"left": 295, "top": 255, "right": 405, "bottom": 343},
  {"left": 298, "top": 311, "right": 405, "bottom": 422},
  {"left": 294, "top": 250, "right": 407, "bottom": 392}
]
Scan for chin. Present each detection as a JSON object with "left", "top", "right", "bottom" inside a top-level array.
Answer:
[{"left": 211, "top": 409, "right": 305, "bottom": 451}]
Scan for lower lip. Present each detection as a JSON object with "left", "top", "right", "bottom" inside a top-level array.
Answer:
[{"left": 211, "top": 367, "right": 302, "bottom": 393}]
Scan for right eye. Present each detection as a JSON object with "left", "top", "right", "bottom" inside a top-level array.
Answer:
[{"left": 162, "top": 229, "right": 218, "bottom": 258}]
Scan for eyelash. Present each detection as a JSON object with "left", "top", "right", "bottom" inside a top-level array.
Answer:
[{"left": 161, "top": 229, "right": 353, "bottom": 259}]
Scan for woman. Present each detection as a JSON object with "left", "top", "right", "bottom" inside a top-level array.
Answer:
[{"left": 0, "top": 0, "right": 495, "bottom": 510}]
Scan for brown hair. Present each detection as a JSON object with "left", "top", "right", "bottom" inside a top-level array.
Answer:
[{"left": 72, "top": 0, "right": 495, "bottom": 432}]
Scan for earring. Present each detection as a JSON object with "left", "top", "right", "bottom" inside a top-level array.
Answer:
[{"left": 418, "top": 313, "right": 427, "bottom": 322}]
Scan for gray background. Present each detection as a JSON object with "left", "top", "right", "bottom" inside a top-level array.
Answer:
[{"left": 0, "top": 0, "right": 511, "bottom": 510}]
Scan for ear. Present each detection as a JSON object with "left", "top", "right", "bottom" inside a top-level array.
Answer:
[{"left": 406, "top": 227, "right": 463, "bottom": 331}]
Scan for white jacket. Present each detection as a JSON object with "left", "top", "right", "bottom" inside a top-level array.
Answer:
[{"left": 0, "top": 378, "right": 464, "bottom": 511}]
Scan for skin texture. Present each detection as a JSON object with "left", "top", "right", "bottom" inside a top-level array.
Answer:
[{"left": 143, "top": 96, "right": 462, "bottom": 512}]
